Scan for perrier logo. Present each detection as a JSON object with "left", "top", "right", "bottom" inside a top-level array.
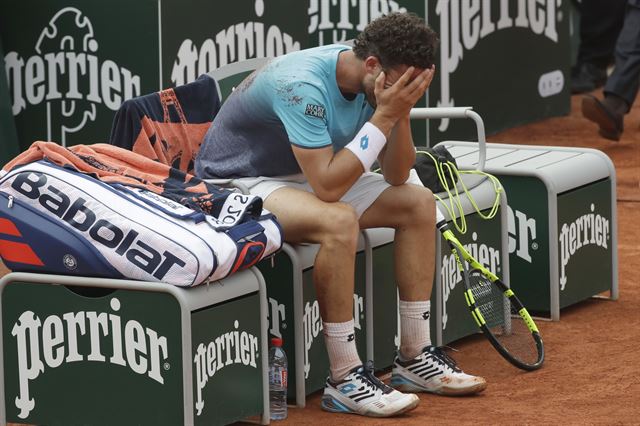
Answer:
[
  {"left": 4, "top": 7, "right": 141, "bottom": 146},
  {"left": 10, "top": 298, "right": 169, "bottom": 420}
]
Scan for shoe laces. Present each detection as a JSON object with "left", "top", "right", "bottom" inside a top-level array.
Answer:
[
  {"left": 428, "top": 346, "right": 462, "bottom": 373},
  {"left": 355, "top": 360, "right": 393, "bottom": 395}
]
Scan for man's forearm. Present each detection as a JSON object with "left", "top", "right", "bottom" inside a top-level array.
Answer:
[{"left": 380, "top": 116, "right": 416, "bottom": 184}]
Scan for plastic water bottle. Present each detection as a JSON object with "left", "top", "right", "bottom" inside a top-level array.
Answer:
[{"left": 268, "top": 337, "right": 288, "bottom": 420}]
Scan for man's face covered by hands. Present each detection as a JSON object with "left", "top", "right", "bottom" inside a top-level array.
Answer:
[{"left": 363, "top": 61, "right": 432, "bottom": 110}]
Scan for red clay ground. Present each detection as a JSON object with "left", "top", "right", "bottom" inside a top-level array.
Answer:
[{"left": 4, "top": 92, "right": 639, "bottom": 425}]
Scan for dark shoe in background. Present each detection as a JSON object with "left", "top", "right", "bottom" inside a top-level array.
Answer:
[
  {"left": 581, "top": 94, "right": 627, "bottom": 141},
  {"left": 571, "top": 62, "right": 607, "bottom": 94}
]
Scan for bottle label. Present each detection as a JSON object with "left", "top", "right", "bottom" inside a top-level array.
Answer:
[{"left": 270, "top": 366, "right": 287, "bottom": 388}]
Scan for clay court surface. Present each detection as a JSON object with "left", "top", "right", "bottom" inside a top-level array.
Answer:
[{"left": 3, "top": 92, "right": 639, "bottom": 425}]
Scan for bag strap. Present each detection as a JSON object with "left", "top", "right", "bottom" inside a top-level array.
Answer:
[{"left": 416, "top": 150, "right": 502, "bottom": 234}]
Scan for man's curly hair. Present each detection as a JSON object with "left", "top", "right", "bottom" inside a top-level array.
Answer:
[{"left": 353, "top": 12, "right": 438, "bottom": 69}]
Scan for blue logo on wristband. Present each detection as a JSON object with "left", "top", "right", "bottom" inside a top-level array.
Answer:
[{"left": 360, "top": 134, "right": 369, "bottom": 150}]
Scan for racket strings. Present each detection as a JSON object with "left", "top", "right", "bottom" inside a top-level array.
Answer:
[{"left": 468, "top": 272, "right": 540, "bottom": 365}]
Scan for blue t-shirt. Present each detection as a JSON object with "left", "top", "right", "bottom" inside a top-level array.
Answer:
[{"left": 195, "top": 45, "right": 374, "bottom": 179}]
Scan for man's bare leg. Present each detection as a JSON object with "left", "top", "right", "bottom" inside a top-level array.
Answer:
[
  {"left": 359, "top": 183, "right": 435, "bottom": 302},
  {"left": 359, "top": 182, "right": 434, "bottom": 359},
  {"left": 360, "top": 182, "right": 487, "bottom": 395},
  {"left": 264, "top": 187, "right": 360, "bottom": 322},
  {"left": 264, "top": 187, "right": 362, "bottom": 381}
]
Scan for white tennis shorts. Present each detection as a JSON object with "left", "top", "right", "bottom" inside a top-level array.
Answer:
[{"left": 234, "top": 169, "right": 423, "bottom": 218}]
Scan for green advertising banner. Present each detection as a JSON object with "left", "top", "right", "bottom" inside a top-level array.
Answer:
[
  {"left": 2, "top": 282, "right": 183, "bottom": 425},
  {"left": 0, "top": 0, "right": 159, "bottom": 148},
  {"left": 426, "top": 0, "right": 571, "bottom": 143},
  {"left": 191, "top": 292, "right": 263, "bottom": 426},
  {"left": 557, "top": 179, "right": 612, "bottom": 309},
  {"left": 0, "top": 37, "right": 20, "bottom": 166},
  {"left": 306, "top": 0, "right": 423, "bottom": 46},
  {"left": 500, "top": 175, "right": 550, "bottom": 312},
  {"left": 162, "top": 0, "right": 309, "bottom": 88}
]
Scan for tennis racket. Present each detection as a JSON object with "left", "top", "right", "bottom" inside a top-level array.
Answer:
[{"left": 436, "top": 207, "right": 545, "bottom": 371}]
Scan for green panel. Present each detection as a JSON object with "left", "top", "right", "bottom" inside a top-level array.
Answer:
[
  {"left": 557, "top": 179, "right": 612, "bottom": 308},
  {"left": 307, "top": 0, "right": 424, "bottom": 47},
  {"left": 0, "top": 36, "right": 20, "bottom": 167},
  {"left": 440, "top": 210, "right": 503, "bottom": 345},
  {"left": 191, "top": 292, "right": 263, "bottom": 426},
  {"left": 3, "top": 282, "right": 183, "bottom": 426},
  {"left": 161, "top": 0, "right": 309, "bottom": 88},
  {"left": 372, "top": 242, "right": 398, "bottom": 370},
  {"left": 0, "top": 0, "right": 159, "bottom": 149},
  {"left": 499, "top": 175, "right": 550, "bottom": 313},
  {"left": 257, "top": 252, "right": 297, "bottom": 400},
  {"left": 427, "top": 1, "right": 571, "bottom": 143},
  {"left": 569, "top": 1, "right": 581, "bottom": 68}
]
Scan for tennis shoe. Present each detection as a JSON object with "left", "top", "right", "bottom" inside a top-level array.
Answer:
[
  {"left": 391, "top": 345, "right": 487, "bottom": 396},
  {"left": 321, "top": 361, "right": 420, "bottom": 417}
]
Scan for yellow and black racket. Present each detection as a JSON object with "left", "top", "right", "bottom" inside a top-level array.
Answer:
[{"left": 436, "top": 208, "right": 544, "bottom": 371}]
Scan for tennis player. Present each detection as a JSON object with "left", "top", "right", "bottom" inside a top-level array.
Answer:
[{"left": 196, "top": 12, "right": 486, "bottom": 418}]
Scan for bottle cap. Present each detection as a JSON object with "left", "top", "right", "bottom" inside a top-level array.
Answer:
[{"left": 271, "top": 337, "right": 283, "bottom": 347}]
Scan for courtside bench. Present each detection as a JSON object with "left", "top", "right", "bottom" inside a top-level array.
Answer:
[
  {"left": 438, "top": 141, "right": 618, "bottom": 320},
  {"left": 0, "top": 270, "right": 270, "bottom": 426}
]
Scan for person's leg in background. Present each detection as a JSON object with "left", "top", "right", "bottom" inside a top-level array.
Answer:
[
  {"left": 582, "top": 0, "right": 640, "bottom": 140},
  {"left": 572, "top": 0, "right": 626, "bottom": 94}
]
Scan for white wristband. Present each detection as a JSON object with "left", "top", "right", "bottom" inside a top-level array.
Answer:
[{"left": 344, "top": 122, "right": 387, "bottom": 171}]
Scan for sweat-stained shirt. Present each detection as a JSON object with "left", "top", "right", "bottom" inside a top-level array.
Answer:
[{"left": 195, "top": 44, "right": 375, "bottom": 179}]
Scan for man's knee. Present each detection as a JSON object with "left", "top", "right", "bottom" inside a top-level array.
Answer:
[
  {"left": 400, "top": 184, "right": 436, "bottom": 225},
  {"left": 319, "top": 202, "right": 360, "bottom": 248}
]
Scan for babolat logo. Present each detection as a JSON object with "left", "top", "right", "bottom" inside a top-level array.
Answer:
[
  {"left": 441, "top": 232, "right": 500, "bottom": 329},
  {"left": 11, "top": 298, "right": 169, "bottom": 419},
  {"left": 4, "top": 7, "right": 141, "bottom": 146},
  {"left": 10, "top": 171, "right": 186, "bottom": 280},
  {"left": 304, "top": 103, "right": 326, "bottom": 119},
  {"left": 303, "top": 294, "right": 363, "bottom": 378},
  {"left": 171, "top": 0, "right": 301, "bottom": 86},
  {"left": 435, "top": 0, "right": 562, "bottom": 132},
  {"left": 507, "top": 205, "right": 538, "bottom": 263},
  {"left": 193, "top": 320, "right": 259, "bottom": 416},
  {"left": 309, "top": 0, "right": 406, "bottom": 44},
  {"left": 559, "top": 203, "right": 609, "bottom": 290}
]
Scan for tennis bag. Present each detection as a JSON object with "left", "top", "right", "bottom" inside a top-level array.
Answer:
[
  {"left": 0, "top": 160, "right": 282, "bottom": 287},
  {"left": 413, "top": 146, "right": 459, "bottom": 193}
]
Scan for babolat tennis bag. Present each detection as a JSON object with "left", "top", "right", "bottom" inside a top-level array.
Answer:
[{"left": 0, "top": 160, "right": 282, "bottom": 287}]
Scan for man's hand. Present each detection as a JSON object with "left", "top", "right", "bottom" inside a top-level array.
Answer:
[{"left": 370, "top": 66, "right": 435, "bottom": 136}]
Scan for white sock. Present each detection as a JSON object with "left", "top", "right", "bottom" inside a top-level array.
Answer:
[
  {"left": 323, "top": 319, "right": 362, "bottom": 382},
  {"left": 399, "top": 300, "right": 432, "bottom": 360}
]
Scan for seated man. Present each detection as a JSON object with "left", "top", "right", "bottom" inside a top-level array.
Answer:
[{"left": 196, "top": 12, "right": 486, "bottom": 418}]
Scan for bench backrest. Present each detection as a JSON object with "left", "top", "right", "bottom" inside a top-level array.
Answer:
[{"left": 207, "top": 57, "right": 272, "bottom": 103}]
